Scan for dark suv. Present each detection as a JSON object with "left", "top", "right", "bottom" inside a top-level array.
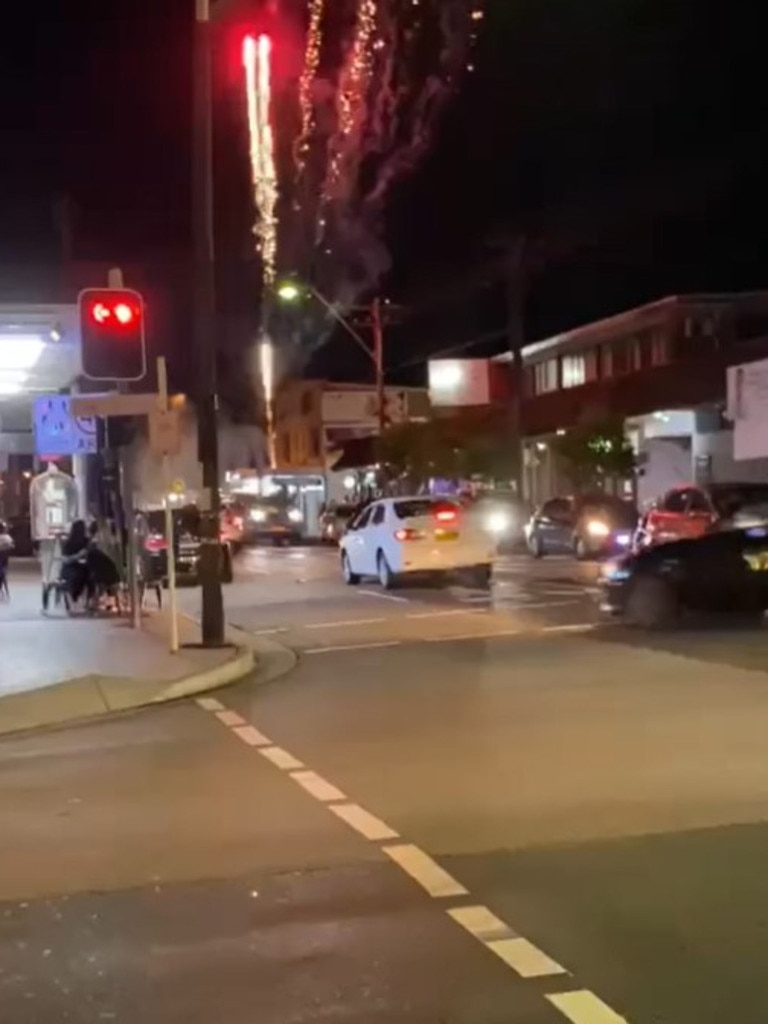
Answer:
[{"left": 525, "top": 494, "right": 638, "bottom": 560}]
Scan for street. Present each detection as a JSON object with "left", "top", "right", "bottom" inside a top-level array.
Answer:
[{"left": 4, "top": 544, "right": 768, "bottom": 1022}]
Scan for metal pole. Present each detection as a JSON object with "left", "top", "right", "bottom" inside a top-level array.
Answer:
[
  {"left": 194, "top": 0, "right": 225, "bottom": 646},
  {"left": 372, "top": 297, "right": 385, "bottom": 435},
  {"left": 157, "top": 357, "right": 179, "bottom": 653}
]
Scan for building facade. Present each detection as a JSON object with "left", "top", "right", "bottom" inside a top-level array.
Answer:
[
  {"left": 273, "top": 379, "right": 431, "bottom": 471},
  {"left": 511, "top": 292, "right": 768, "bottom": 504}
]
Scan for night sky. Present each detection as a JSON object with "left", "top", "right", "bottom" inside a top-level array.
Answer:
[{"left": 1, "top": 1, "right": 767, "bottom": 396}]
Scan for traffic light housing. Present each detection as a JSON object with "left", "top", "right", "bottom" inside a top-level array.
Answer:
[{"left": 78, "top": 288, "right": 146, "bottom": 381}]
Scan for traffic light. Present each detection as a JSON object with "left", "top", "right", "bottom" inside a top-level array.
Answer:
[{"left": 78, "top": 288, "right": 146, "bottom": 381}]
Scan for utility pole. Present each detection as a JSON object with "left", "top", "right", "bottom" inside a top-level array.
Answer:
[
  {"left": 371, "top": 297, "right": 385, "bottom": 435},
  {"left": 504, "top": 235, "right": 527, "bottom": 498},
  {"left": 193, "top": 0, "right": 225, "bottom": 646}
]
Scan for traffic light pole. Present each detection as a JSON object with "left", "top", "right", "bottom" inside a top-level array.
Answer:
[
  {"left": 193, "top": 0, "right": 225, "bottom": 646},
  {"left": 371, "top": 297, "right": 385, "bottom": 435}
]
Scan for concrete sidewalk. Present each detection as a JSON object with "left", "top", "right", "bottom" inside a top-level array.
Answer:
[{"left": 0, "top": 562, "right": 278, "bottom": 736}]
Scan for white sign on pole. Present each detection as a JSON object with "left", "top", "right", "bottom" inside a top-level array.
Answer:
[
  {"left": 71, "top": 392, "right": 161, "bottom": 419},
  {"left": 727, "top": 359, "right": 768, "bottom": 460},
  {"left": 149, "top": 408, "right": 182, "bottom": 457}
]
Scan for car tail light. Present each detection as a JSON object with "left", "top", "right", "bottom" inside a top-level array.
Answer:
[
  {"left": 145, "top": 534, "right": 168, "bottom": 553},
  {"left": 434, "top": 507, "right": 457, "bottom": 523},
  {"left": 395, "top": 527, "right": 424, "bottom": 541}
]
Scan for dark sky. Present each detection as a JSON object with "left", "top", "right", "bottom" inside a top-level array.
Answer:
[{"left": 2, "top": 1, "right": 767, "bottom": 392}]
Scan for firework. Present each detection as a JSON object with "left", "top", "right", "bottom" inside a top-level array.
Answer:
[
  {"left": 243, "top": 34, "right": 278, "bottom": 285},
  {"left": 294, "top": 0, "right": 325, "bottom": 184},
  {"left": 323, "top": 0, "right": 378, "bottom": 203}
]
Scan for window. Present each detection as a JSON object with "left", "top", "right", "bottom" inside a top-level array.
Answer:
[
  {"left": 541, "top": 497, "right": 572, "bottom": 521},
  {"left": 601, "top": 343, "right": 614, "bottom": 378},
  {"left": 393, "top": 499, "right": 458, "bottom": 520},
  {"left": 584, "top": 348, "right": 598, "bottom": 382},
  {"left": 650, "top": 331, "right": 669, "bottom": 367},
  {"left": 628, "top": 337, "right": 643, "bottom": 372},
  {"left": 687, "top": 489, "right": 712, "bottom": 513},
  {"left": 661, "top": 490, "right": 688, "bottom": 513},
  {"left": 561, "top": 354, "right": 585, "bottom": 388},
  {"left": 353, "top": 507, "right": 373, "bottom": 530},
  {"left": 533, "top": 359, "right": 558, "bottom": 394},
  {"left": 371, "top": 504, "right": 386, "bottom": 526}
]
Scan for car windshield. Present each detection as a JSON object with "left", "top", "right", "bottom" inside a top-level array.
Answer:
[
  {"left": 394, "top": 499, "right": 459, "bottom": 520},
  {"left": 710, "top": 484, "right": 768, "bottom": 518}
]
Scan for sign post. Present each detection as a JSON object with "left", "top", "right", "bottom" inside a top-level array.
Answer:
[{"left": 156, "top": 356, "right": 180, "bottom": 654}]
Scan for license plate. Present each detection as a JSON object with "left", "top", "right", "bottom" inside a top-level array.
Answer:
[
  {"left": 744, "top": 551, "right": 768, "bottom": 571},
  {"left": 435, "top": 531, "right": 458, "bottom": 541}
]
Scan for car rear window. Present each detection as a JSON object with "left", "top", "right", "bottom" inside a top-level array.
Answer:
[{"left": 393, "top": 499, "right": 458, "bottom": 520}]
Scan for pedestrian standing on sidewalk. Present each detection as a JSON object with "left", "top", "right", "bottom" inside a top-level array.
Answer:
[{"left": 0, "top": 521, "right": 14, "bottom": 599}]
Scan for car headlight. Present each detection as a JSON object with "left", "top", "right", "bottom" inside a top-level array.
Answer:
[
  {"left": 486, "top": 510, "right": 511, "bottom": 534},
  {"left": 601, "top": 559, "right": 631, "bottom": 581},
  {"left": 288, "top": 508, "right": 303, "bottom": 523},
  {"left": 250, "top": 509, "right": 267, "bottom": 523},
  {"left": 586, "top": 519, "right": 610, "bottom": 538}
]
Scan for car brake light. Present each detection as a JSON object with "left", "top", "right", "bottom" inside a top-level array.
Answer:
[
  {"left": 395, "top": 527, "right": 424, "bottom": 541},
  {"left": 435, "top": 508, "right": 457, "bottom": 523}
]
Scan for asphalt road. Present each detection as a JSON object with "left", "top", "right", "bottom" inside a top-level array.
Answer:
[{"left": 5, "top": 544, "right": 768, "bottom": 1022}]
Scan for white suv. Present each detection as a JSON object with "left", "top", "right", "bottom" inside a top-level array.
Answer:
[{"left": 339, "top": 497, "right": 494, "bottom": 589}]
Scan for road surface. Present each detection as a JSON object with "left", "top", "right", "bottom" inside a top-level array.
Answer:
[{"left": 4, "top": 544, "right": 768, "bottom": 1022}]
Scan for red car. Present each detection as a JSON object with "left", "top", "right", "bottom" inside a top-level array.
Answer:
[{"left": 637, "top": 482, "right": 768, "bottom": 548}]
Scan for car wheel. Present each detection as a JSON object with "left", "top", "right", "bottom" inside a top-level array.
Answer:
[
  {"left": 625, "top": 576, "right": 678, "bottom": 630},
  {"left": 574, "top": 535, "right": 590, "bottom": 561},
  {"left": 377, "top": 551, "right": 398, "bottom": 590},
  {"left": 341, "top": 552, "right": 360, "bottom": 586},
  {"left": 529, "top": 532, "right": 544, "bottom": 558},
  {"left": 471, "top": 563, "right": 492, "bottom": 589}
]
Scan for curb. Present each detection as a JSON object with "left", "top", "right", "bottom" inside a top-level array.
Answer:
[{"left": 0, "top": 619, "right": 295, "bottom": 739}]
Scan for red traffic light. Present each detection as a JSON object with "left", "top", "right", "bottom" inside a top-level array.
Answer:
[{"left": 78, "top": 287, "right": 146, "bottom": 381}]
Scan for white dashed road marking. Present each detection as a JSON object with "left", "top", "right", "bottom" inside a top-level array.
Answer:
[
  {"left": 487, "top": 936, "right": 567, "bottom": 978},
  {"left": 383, "top": 843, "right": 468, "bottom": 899},
  {"left": 232, "top": 724, "right": 271, "bottom": 747},
  {"left": 196, "top": 697, "right": 224, "bottom": 712},
  {"left": 329, "top": 802, "right": 399, "bottom": 841},
  {"left": 304, "top": 641, "right": 402, "bottom": 654},
  {"left": 258, "top": 745, "right": 304, "bottom": 770},
  {"left": 215, "top": 709, "right": 247, "bottom": 728},
  {"left": 305, "top": 617, "right": 386, "bottom": 629},
  {"left": 290, "top": 769, "right": 346, "bottom": 802},
  {"left": 547, "top": 990, "right": 630, "bottom": 1023},
  {"left": 358, "top": 589, "right": 411, "bottom": 603},
  {"left": 196, "top": 694, "right": 633, "bottom": 1024}
]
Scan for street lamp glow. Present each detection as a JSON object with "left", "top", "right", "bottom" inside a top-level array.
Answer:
[{"left": 276, "top": 282, "right": 302, "bottom": 303}]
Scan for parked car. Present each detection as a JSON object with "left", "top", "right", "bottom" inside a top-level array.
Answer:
[
  {"left": 339, "top": 496, "right": 495, "bottom": 589},
  {"left": 466, "top": 492, "right": 530, "bottom": 551},
  {"left": 635, "top": 482, "right": 768, "bottom": 549},
  {"left": 320, "top": 502, "right": 366, "bottom": 545},
  {"left": 136, "top": 506, "right": 233, "bottom": 586},
  {"left": 598, "top": 525, "right": 768, "bottom": 628},
  {"left": 242, "top": 494, "right": 304, "bottom": 545},
  {"left": 525, "top": 494, "right": 638, "bottom": 559}
]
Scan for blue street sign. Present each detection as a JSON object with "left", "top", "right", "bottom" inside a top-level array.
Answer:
[{"left": 34, "top": 395, "right": 98, "bottom": 457}]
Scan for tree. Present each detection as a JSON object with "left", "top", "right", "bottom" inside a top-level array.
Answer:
[
  {"left": 377, "top": 412, "right": 519, "bottom": 492},
  {"left": 552, "top": 416, "right": 635, "bottom": 491}
]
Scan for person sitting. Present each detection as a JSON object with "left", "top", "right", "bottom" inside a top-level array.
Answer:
[{"left": 60, "top": 519, "right": 91, "bottom": 605}]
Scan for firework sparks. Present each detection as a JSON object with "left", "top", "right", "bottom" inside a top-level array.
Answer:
[
  {"left": 243, "top": 34, "right": 278, "bottom": 285},
  {"left": 294, "top": 0, "right": 325, "bottom": 183},
  {"left": 323, "top": 0, "right": 378, "bottom": 203}
]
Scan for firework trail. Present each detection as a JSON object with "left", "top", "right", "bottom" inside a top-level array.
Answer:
[
  {"left": 322, "top": 0, "right": 378, "bottom": 207},
  {"left": 293, "top": 0, "right": 325, "bottom": 186},
  {"left": 243, "top": 34, "right": 279, "bottom": 285}
]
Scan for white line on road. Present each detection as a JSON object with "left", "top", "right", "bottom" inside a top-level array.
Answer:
[
  {"left": 290, "top": 769, "right": 347, "bottom": 802},
  {"left": 540, "top": 623, "right": 596, "bottom": 634},
  {"left": 196, "top": 697, "right": 225, "bottom": 712},
  {"left": 215, "top": 709, "right": 247, "bottom": 728},
  {"left": 383, "top": 844, "right": 468, "bottom": 898},
  {"left": 547, "top": 990, "right": 630, "bottom": 1023},
  {"left": 448, "top": 905, "right": 512, "bottom": 942},
  {"left": 258, "top": 746, "right": 305, "bottom": 770},
  {"left": 304, "top": 641, "right": 402, "bottom": 655},
  {"left": 504, "top": 600, "right": 580, "bottom": 610},
  {"left": 232, "top": 724, "right": 272, "bottom": 747},
  {"left": 305, "top": 617, "right": 386, "bottom": 630},
  {"left": 406, "top": 608, "right": 486, "bottom": 620},
  {"left": 487, "top": 936, "right": 567, "bottom": 978},
  {"left": 252, "top": 627, "right": 289, "bottom": 636},
  {"left": 329, "top": 802, "right": 399, "bottom": 841},
  {"left": 358, "top": 589, "right": 410, "bottom": 603},
  {"left": 425, "top": 629, "right": 521, "bottom": 643}
]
